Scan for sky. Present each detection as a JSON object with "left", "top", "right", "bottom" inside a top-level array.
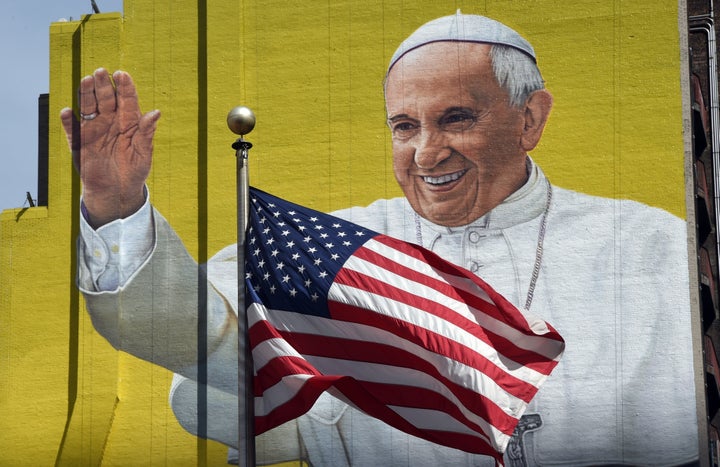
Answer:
[{"left": 0, "top": 0, "right": 123, "bottom": 213}]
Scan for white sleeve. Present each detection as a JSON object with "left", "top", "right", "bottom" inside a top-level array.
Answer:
[
  {"left": 78, "top": 194, "right": 154, "bottom": 292},
  {"left": 79, "top": 207, "right": 239, "bottom": 394}
]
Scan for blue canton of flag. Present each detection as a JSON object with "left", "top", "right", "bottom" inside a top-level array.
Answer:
[{"left": 245, "top": 189, "right": 374, "bottom": 318}]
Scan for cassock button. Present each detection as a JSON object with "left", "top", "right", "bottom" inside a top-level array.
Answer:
[{"left": 468, "top": 231, "right": 484, "bottom": 243}]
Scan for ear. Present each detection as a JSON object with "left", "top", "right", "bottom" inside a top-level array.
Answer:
[{"left": 520, "top": 89, "right": 553, "bottom": 152}]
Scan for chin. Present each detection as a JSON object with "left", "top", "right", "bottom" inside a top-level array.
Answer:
[{"left": 422, "top": 208, "right": 465, "bottom": 227}]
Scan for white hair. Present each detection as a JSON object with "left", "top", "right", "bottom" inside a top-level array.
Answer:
[{"left": 490, "top": 44, "right": 545, "bottom": 107}]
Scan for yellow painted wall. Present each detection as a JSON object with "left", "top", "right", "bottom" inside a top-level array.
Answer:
[{"left": 0, "top": 0, "right": 688, "bottom": 465}]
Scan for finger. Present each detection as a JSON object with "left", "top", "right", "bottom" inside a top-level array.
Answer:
[
  {"left": 114, "top": 71, "right": 142, "bottom": 131},
  {"left": 60, "top": 107, "right": 81, "bottom": 171},
  {"left": 60, "top": 107, "right": 76, "bottom": 148},
  {"left": 93, "top": 68, "right": 117, "bottom": 116},
  {"left": 78, "top": 74, "right": 98, "bottom": 117},
  {"left": 134, "top": 109, "right": 161, "bottom": 156},
  {"left": 60, "top": 107, "right": 81, "bottom": 152}
]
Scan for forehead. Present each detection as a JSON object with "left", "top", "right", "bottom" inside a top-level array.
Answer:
[{"left": 385, "top": 42, "right": 500, "bottom": 109}]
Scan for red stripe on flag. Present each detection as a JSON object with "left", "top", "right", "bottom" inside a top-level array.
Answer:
[
  {"left": 275, "top": 328, "right": 523, "bottom": 433},
  {"left": 372, "top": 235, "right": 563, "bottom": 343},
  {"left": 253, "top": 354, "right": 317, "bottom": 394},
  {"left": 327, "top": 300, "right": 541, "bottom": 401},
  {"left": 332, "top": 264, "right": 559, "bottom": 376},
  {"left": 254, "top": 373, "right": 504, "bottom": 462},
  {"left": 357, "top": 379, "right": 507, "bottom": 437},
  {"left": 254, "top": 375, "right": 333, "bottom": 433},
  {"left": 251, "top": 329, "right": 507, "bottom": 462},
  {"left": 326, "top": 374, "right": 505, "bottom": 462}
]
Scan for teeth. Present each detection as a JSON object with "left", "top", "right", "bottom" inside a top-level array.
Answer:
[{"left": 422, "top": 170, "right": 467, "bottom": 185}]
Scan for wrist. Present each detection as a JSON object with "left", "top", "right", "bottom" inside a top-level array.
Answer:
[{"left": 83, "top": 189, "right": 146, "bottom": 228}]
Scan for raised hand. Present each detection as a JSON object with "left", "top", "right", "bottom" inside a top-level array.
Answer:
[{"left": 61, "top": 68, "right": 160, "bottom": 228}]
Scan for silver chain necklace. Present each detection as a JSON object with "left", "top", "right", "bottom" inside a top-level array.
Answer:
[{"left": 414, "top": 180, "right": 553, "bottom": 311}]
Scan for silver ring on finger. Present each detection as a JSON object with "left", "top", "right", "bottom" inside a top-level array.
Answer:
[{"left": 80, "top": 112, "right": 98, "bottom": 121}]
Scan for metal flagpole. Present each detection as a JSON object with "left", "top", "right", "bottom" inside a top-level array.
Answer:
[{"left": 227, "top": 106, "right": 257, "bottom": 467}]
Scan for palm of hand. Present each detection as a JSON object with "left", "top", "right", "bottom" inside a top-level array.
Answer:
[
  {"left": 61, "top": 68, "right": 160, "bottom": 227},
  {"left": 78, "top": 107, "right": 150, "bottom": 198}
]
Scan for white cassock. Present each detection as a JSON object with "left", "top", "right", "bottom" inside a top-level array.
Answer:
[{"left": 77, "top": 159, "right": 698, "bottom": 466}]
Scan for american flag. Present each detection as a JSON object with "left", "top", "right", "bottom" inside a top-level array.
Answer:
[{"left": 245, "top": 187, "right": 564, "bottom": 461}]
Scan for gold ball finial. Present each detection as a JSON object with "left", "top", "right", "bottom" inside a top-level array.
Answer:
[{"left": 227, "top": 106, "right": 256, "bottom": 136}]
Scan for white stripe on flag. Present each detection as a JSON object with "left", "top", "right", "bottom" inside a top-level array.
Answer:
[
  {"left": 301, "top": 354, "right": 513, "bottom": 440},
  {"left": 355, "top": 238, "right": 563, "bottom": 358},
  {"left": 254, "top": 373, "right": 312, "bottom": 417},
  {"left": 328, "top": 282, "right": 548, "bottom": 386}
]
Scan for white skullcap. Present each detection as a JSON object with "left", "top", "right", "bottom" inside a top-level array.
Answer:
[{"left": 388, "top": 10, "right": 536, "bottom": 73}]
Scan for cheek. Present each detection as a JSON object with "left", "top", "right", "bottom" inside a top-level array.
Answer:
[
  {"left": 392, "top": 144, "right": 414, "bottom": 176},
  {"left": 460, "top": 127, "right": 514, "bottom": 164},
  {"left": 454, "top": 128, "right": 490, "bottom": 151}
]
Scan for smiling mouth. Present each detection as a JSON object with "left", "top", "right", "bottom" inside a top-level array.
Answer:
[{"left": 421, "top": 169, "right": 468, "bottom": 186}]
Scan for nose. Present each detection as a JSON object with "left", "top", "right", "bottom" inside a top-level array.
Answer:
[{"left": 414, "top": 129, "right": 451, "bottom": 169}]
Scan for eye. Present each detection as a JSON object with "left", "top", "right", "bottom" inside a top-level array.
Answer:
[
  {"left": 439, "top": 111, "right": 477, "bottom": 131},
  {"left": 389, "top": 120, "right": 420, "bottom": 140}
]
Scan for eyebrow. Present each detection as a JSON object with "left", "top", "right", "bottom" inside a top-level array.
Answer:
[
  {"left": 387, "top": 107, "right": 477, "bottom": 122},
  {"left": 442, "top": 106, "right": 477, "bottom": 115},
  {"left": 387, "top": 114, "right": 414, "bottom": 123}
]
